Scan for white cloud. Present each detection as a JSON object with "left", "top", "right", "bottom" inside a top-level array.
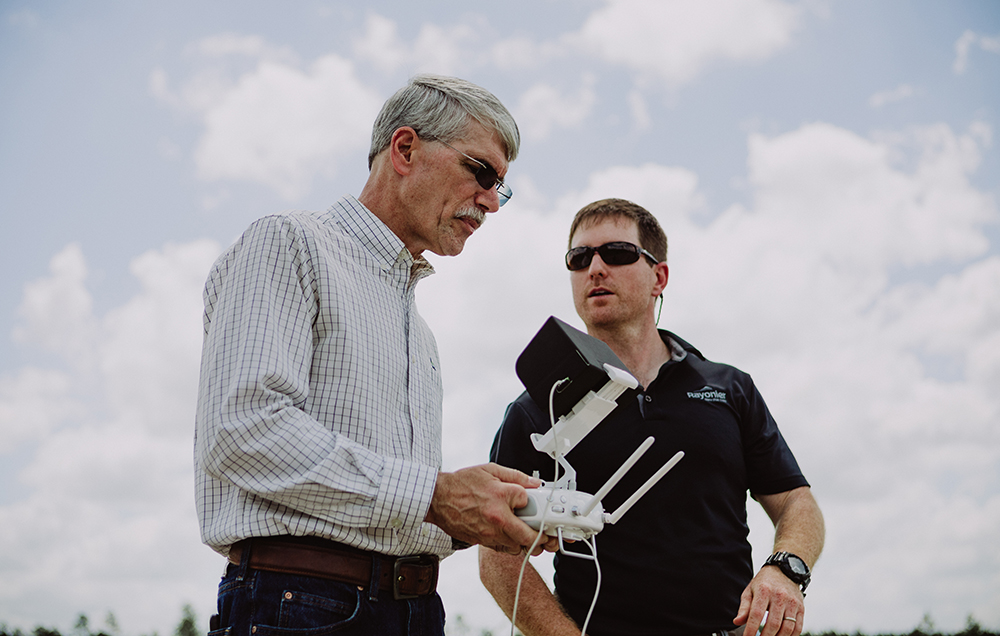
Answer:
[
  {"left": 743, "top": 122, "right": 992, "bottom": 271},
  {"left": 514, "top": 77, "right": 598, "bottom": 141},
  {"left": 13, "top": 244, "right": 97, "bottom": 364},
  {"left": 192, "top": 33, "right": 296, "bottom": 62},
  {"left": 352, "top": 2, "right": 806, "bottom": 93},
  {"left": 559, "top": 163, "right": 707, "bottom": 228},
  {"left": 953, "top": 29, "right": 1000, "bottom": 74},
  {"left": 628, "top": 89, "right": 652, "bottom": 130},
  {"left": 868, "top": 83, "right": 916, "bottom": 108},
  {"left": 20, "top": 425, "right": 193, "bottom": 504},
  {"left": 0, "top": 367, "right": 78, "bottom": 453},
  {"left": 351, "top": 13, "right": 489, "bottom": 76},
  {"left": 954, "top": 30, "right": 978, "bottom": 74},
  {"left": 352, "top": 14, "right": 408, "bottom": 73},
  {"left": 490, "top": 35, "right": 555, "bottom": 71},
  {"left": 99, "top": 240, "right": 223, "bottom": 435},
  {"left": 574, "top": 0, "right": 803, "bottom": 86},
  {"left": 876, "top": 256, "right": 1000, "bottom": 388},
  {"left": 193, "top": 55, "right": 382, "bottom": 199},
  {"left": 149, "top": 35, "right": 300, "bottom": 115},
  {"left": 410, "top": 22, "right": 483, "bottom": 75},
  {"left": 353, "top": 13, "right": 568, "bottom": 75},
  {"left": 152, "top": 36, "right": 383, "bottom": 200},
  {"left": 0, "top": 240, "right": 224, "bottom": 634}
]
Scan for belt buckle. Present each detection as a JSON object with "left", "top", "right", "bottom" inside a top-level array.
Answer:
[{"left": 392, "top": 555, "right": 433, "bottom": 600}]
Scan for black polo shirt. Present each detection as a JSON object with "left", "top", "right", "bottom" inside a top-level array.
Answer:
[{"left": 490, "top": 331, "right": 808, "bottom": 636}]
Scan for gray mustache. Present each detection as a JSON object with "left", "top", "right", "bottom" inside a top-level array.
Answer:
[{"left": 456, "top": 208, "right": 485, "bottom": 228}]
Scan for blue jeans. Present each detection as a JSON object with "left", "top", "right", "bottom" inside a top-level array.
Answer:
[{"left": 209, "top": 555, "right": 446, "bottom": 636}]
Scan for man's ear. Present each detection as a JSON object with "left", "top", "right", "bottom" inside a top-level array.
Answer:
[
  {"left": 653, "top": 263, "right": 669, "bottom": 296},
  {"left": 389, "top": 126, "right": 420, "bottom": 176}
]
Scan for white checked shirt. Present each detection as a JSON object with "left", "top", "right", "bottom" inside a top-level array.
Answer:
[{"left": 195, "top": 195, "right": 453, "bottom": 559}]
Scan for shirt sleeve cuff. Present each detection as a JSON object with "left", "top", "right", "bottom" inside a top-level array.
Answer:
[{"left": 371, "top": 456, "right": 438, "bottom": 531}]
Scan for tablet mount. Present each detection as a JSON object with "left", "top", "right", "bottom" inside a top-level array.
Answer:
[{"left": 512, "top": 317, "right": 684, "bottom": 556}]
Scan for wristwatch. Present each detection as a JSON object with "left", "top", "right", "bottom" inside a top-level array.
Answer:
[{"left": 763, "top": 551, "right": 811, "bottom": 595}]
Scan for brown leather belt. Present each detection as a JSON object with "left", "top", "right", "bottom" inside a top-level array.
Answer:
[{"left": 228, "top": 537, "right": 439, "bottom": 600}]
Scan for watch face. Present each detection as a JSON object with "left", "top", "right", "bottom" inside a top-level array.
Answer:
[{"left": 788, "top": 556, "right": 808, "bottom": 575}]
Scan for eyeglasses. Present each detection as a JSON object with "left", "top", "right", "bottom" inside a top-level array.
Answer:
[
  {"left": 434, "top": 139, "right": 513, "bottom": 207},
  {"left": 565, "top": 241, "right": 660, "bottom": 271}
]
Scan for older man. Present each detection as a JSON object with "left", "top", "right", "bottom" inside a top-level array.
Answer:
[
  {"left": 481, "top": 199, "right": 825, "bottom": 636},
  {"left": 195, "top": 75, "right": 554, "bottom": 636}
]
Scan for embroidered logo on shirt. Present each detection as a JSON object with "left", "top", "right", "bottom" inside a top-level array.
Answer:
[{"left": 687, "top": 385, "right": 727, "bottom": 403}]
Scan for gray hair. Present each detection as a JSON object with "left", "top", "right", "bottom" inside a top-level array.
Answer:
[{"left": 368, "top": 74, "right": 520, "bottom": 169}]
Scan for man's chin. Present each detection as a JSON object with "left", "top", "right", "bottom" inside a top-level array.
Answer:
[
  {"left": 578, "top": 304, "right": 620, "bottom": 327},
  {"left": 429, "top": 237, "right": 470, "bottom": 257}
]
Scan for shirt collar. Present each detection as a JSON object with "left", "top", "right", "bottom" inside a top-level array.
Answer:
[
  {"left": 328, "top": 195, "right": 435, "bottom": 280},
  {"left": 665, "top": 335, "right": 688, "bottom": 362},
  {"left": 658, "top": 329, "right": 704, "bottom": 361}
]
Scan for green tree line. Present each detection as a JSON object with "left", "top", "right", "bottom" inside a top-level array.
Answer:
[
  {"left": 805, "top": 614, "right": 999, "bottom": 636},
  {"left": 0, "top": 605, "right": 197, "bottom": 636},
  {"left": 2, "top": 608, "right": 997, "bottom": 636}
]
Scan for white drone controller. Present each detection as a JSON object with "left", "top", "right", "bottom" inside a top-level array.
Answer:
[
  {"left": 516, "top": 487, "right": 605, "bottom": 542},
  {"left": 515, "top": 363, "right": 684, "bottom": 552}
]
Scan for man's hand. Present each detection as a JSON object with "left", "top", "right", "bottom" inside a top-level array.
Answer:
[
  {"left": 425, "top": 463, "right": 559, "bottom": 555},
  {"left": 733, "top": 565, "right": 804, "bottom": 636}
]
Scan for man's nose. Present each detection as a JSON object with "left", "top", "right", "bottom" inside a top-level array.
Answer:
[
  {"left": 588, "top": 253, "right": 608, "bottom": 276},
  {"left": 475, "top": 186, "right": 501, "bottom": 213}
]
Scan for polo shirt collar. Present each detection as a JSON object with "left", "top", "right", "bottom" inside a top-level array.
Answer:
[{"left": 658, "top": 329, "right": 705, "bottom": 362}]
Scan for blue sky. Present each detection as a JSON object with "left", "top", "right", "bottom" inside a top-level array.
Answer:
[{"left": 1, "top": 1, "right": 999, "bottom": 634}]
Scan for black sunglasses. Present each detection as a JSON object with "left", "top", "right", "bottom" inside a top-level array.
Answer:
[
  {"left": 435, "top": 139, "right": 512, "bottom": 207},
  {"left": 565, "top": 241, "right": 660, "bottom": 271}
]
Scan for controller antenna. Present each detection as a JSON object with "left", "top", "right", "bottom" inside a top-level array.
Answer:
[
  {"left": 579, "top": 437, "right": 655, "bottom": 517},
  {"left": 607, "top": 450, "right": 685, "bottom": 524}
]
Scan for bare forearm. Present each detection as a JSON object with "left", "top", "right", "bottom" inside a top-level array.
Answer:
[
  {"left": 736, "top": 488, "right": 824, "bottom": 634},
  {"left": 479, "top": 547, "right": 583, "bottom": 636},
  {"left": 769, "top": 487, "right": 825, "bottom": 566}
]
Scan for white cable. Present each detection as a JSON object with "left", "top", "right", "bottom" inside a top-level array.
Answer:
[
  {"left": 510, "top": 514, "right": 549, "bottom": 636},
  {"left": 510, "top": 377, "right": 606, "bottom": 636},
  {"left": 510, "top": 509, "right": 602, "bottom": 636},
  {"left": 579, "top": 534, "right": 601, "bottom": 636},
  {"left": 509, "top": 378, "right": 567, "bottom": 636}
]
